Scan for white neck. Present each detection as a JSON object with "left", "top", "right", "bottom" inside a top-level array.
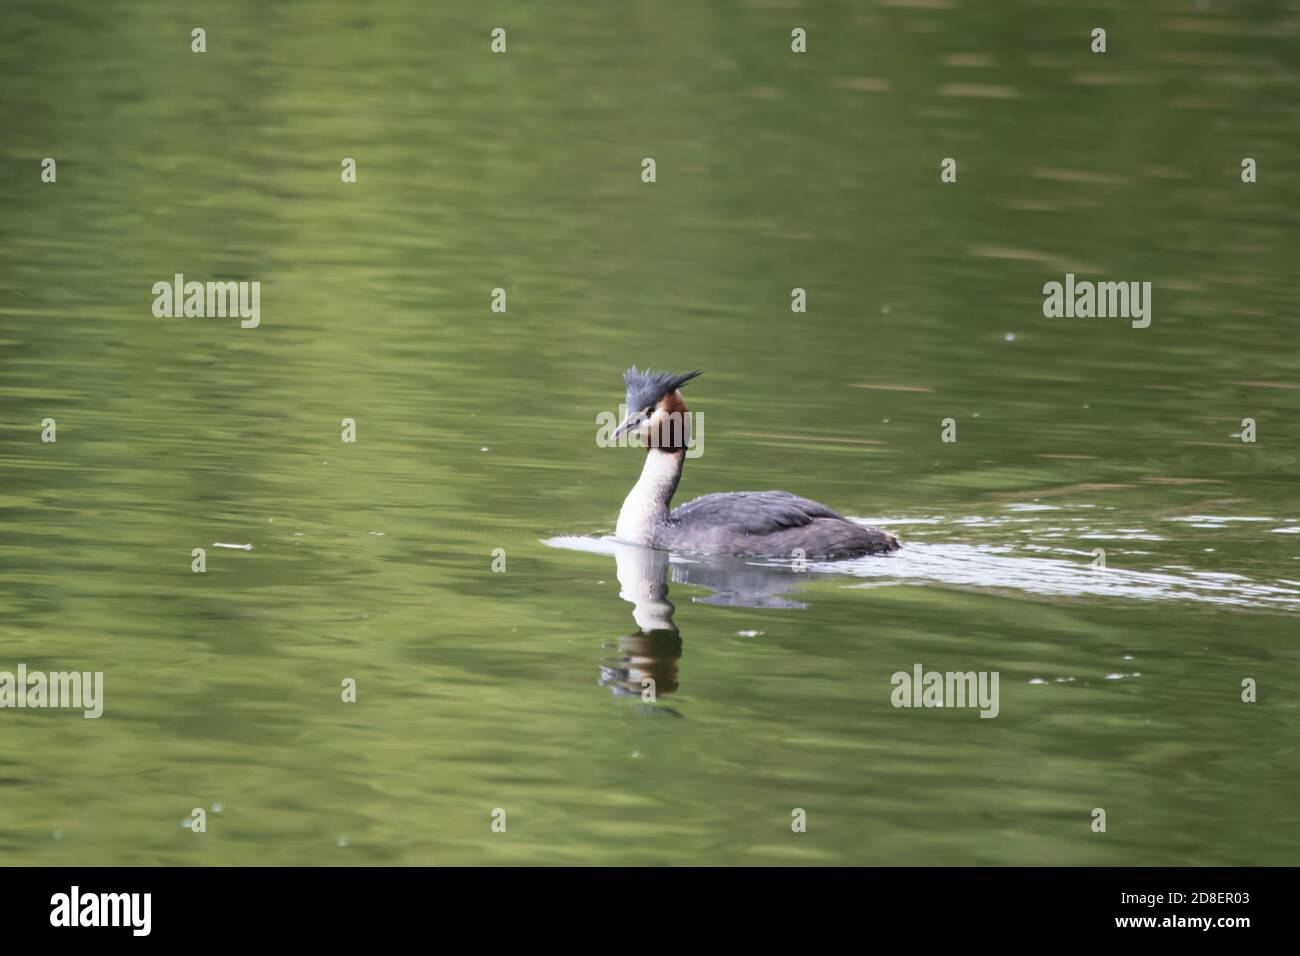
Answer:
[
  {"left": 613, "top": 542, "right": 676, "bottom": 632},
  {"left": 615, "top": 449, "right": 683, "bottom": 546}
]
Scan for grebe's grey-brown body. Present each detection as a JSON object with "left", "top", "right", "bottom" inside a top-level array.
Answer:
[{"left": 612, "top": 368, "right": 899, "bottom": 560}]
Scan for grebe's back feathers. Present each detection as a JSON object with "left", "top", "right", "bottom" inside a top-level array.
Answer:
[
  {"left": 665, "top": 490, "right": 899, "bottom": 558},
  {"left": 670, "top": 491, "right": 841, "bottom": 533}
]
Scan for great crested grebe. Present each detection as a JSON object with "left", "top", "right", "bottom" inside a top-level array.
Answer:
[{"left": 611, "top": 367, "right": 899, "bottom": 559}]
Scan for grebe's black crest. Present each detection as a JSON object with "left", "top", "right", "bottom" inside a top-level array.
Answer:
[{"left": 624, "top": 366, "right": 703, "bottom": 411}]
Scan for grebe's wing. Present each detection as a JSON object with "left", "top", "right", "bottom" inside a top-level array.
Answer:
[{"left": 669, "top": 491, "right": 843, "bottom": 535}]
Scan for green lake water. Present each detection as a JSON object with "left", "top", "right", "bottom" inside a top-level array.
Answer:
[{"left": 1, "top": 0, "right": 1298, "bottom": 865}]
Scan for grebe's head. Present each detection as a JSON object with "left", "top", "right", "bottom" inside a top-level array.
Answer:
[{"left": 613, "top": 366, "right": 702, "bottom": 447}]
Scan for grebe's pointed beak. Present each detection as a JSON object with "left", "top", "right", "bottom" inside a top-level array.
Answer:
[{"left": 612, "top": 409, "right": 644, "bottom": 440}]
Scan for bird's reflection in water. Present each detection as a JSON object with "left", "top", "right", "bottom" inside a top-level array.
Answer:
[
  {"left": 599, "top": 543, "right": 682, "bottom": 711},
  {"left": 599, "top": 540, "right": 836, "bottom": 713}
]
